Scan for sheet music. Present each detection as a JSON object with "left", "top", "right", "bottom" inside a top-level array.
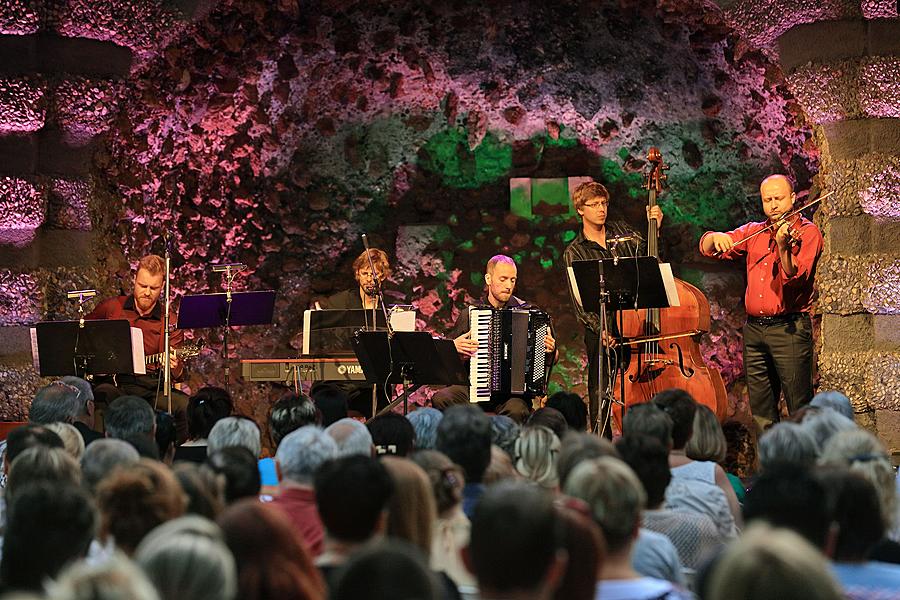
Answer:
[
  {"left": 131, "top": 328, "right": 146, "bottom": 375},
  {"left": 566, "top": 266, "right": 584, "bottom": 309},
  {"left": 658, "top": 263, "right": 681, "bottom": 308},
  {"left": 29, "top": 327, "right": 39, "bottom": 372}
]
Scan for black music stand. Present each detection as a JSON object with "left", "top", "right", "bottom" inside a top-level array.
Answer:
[
  {"left": 303, "top": 308, "right": 409, "bottom": 356},
  {"left": 569, "top": 257, "right": 672, "bottom": 433},
  {"left": 33, "top": 319, "right": 134, "bottom": 378},
  {"left": 178, "top": 290, "right": 276, "bottom": 387},
  {"left": 352, "top": 331, "right": 468, "bottom": 417}
]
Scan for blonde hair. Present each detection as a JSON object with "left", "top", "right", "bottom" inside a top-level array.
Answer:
[
  {"left": 708, "top": 523, "right": 843, "bottom": 600},
  {"left": 685, "top": 404, "right": 726, "bottom": 463},
  {"left": 514, "top": 426, "right": 561, "bottom": 489},
  {"left": 137, "top": 255, "right": 165, "bottom": 276},
  {"left": 46, "top": 422, "right": 86, "bottom": 462},
  {"left": 381, "top": 457, "right": 436, "bottom": 557},
  {"left": 571, "top": 181, "right": 609, "bottom": 212},
  {"left": 352, "top": 248, "right": 391, "bottom": 278}
]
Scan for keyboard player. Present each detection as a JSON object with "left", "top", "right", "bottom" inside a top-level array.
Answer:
[{"left": 431, "top": 254, "right": 557, "bottom": 416}]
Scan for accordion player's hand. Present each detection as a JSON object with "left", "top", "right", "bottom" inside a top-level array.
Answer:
[
  {"left": 544, "top": 332, "right": 556, "bottom": 354},
  {"left": 454, "top": 331, "right": 479, "bottom": 357}
]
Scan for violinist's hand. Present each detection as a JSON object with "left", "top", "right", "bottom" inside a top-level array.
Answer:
[
  {"left": 774, "top": 220, "right": 792, "bottom": 251},
  {"left": 647, "top": 205, "right": 664, "bottom": 228},
  {"left": 710, "top": 233, "right": 734, "bottom": 254},
  {"left": 454, "top": 331, "right": 479, "bottom": 358}
]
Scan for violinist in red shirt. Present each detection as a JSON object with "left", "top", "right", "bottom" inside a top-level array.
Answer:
[{"left": 700, "top": 175, "right": 824, "bottom": 430}]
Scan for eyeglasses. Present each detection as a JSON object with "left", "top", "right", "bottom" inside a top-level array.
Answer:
[
  {"left": 50, "top": 380, "right": 82, "bottom": 402},
  {"left": 583, "top": 200, "right": 608, "bottom": 209}
]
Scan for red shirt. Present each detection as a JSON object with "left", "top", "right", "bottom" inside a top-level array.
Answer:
[
  {"left": 85, "top": 295, "right": 183, "bottom": 362},
  {"left": 700, "top": 217, "right": 823, "bottom": 317},
  {"left": 270, "top": 486, "right": 325, "bottom": 556}
]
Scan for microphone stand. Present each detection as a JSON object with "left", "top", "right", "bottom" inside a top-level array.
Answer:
[
  {"left": 162, "top": 234, "right": 173, "bottom": 413},
  {"left": 361, "top": 234, "right": 402, "bottom": 415},
  {"left": 211, "top": 263, "right": 246, "bottom": 392}
]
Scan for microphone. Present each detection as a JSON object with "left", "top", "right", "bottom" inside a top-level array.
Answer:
[
  {"left": 361, "top": 233, "right": 371, "bottom": 250},
  {"left": 211, "top": 263, "right": 246, "bottom": 273},
  {"left": 66, "top": 289, "right": 96, "bottom": 300},
  {"left": 608, "top": 235, "right": 636, "bottom": 244}
]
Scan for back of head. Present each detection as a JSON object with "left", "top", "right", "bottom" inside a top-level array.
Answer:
[
  {"left": 1, "top": 481, "right": 96, "bottom": 592},
  {"left": 314, "top": 455, "right": 393, "bottom": 543},
  {"left": 685, "top": 404, "right": 726, "bottom": 462},
  {"left": 154, "top": 411, "right": 176, "bottom": 460},
  {"left": 275, "top": 425, "right": 337, "bottom": 484},
  {"left": 564, "top": 457, "right": 645, "bottom": 553},
  {"left": 468, "top": 480, "right": 561, "bottom": 595},
  {"left": 526, "top": 407, "right": 568, "bottom": 441},
  {"left": 722, "top": 420, "right": 758, "bottom": 480},
  {"left": 484, "top": 444, "right": 518, "bottom": 484},
  {"left": 554, "top": 500, "right": 606, "bottom": 600},
  {"left": 622, "top": 402, "right": 673, "bottom": 448},
  {"left": 758, "top": 422, "right": 818, "bottom": 470},
  {"left": 30, "top": 381, "right": 81, "bottom": 424},
  {"left": 514, "top": 426, "right": 562, "bottom": 488},
  {"left": 173, "top": 463, "right": 224, "bottom": 520},
  {"left": 817, "top": 467, "right": 884, "bottom": 561},
  {"left": 205, "top": 446, "right": 261, "bottom": 503},
  {"left": 207, "top": 417, "right": 261, "bottom": 457},
  {"left": 615, "top": 434, "right": 672, "bottom": 509},
  {"left": 310, "top": 383, "right": 348, "bottom": 427},
  {"left": 367, "top": 412, "right": 415, "bottom": 457},
  {"left": 134, "top": 516, "right": 237, "bottom": 600},
  {"left": 46, "top": 422, "right": 86, "bottom": 461},
  {"left": 217, "top": 499, "right": 325, "bottom": 600},
  {"left": 743, "top": 463, "right": 830, "bottom": 549},
  {"left": 6, "top": 424, "right": 64, "bottom": 465},
  {"left": 435, "top": 405, "right": 491, "bottom": 484},
  {"left": 406, "top": 407, "right": 443, "bottom": 450},
  {"left": 325, "top": 418, "right": 373, "bottom": 457},
  {"left": 96, "top": 459, "right": 187, "bottom": 555},
  {"left": 47, "top": 552, "right": 159, "bottom": 600},
  {"left": 707, "top": 523, "right": 843, "bottom": 600},
  {"left": 545, "top": 392, "right": 588, "bottom": 432},
  {"left": 331, "top": 539, "right": 438, "bottom": 600},
  {"left": 268, "top": 391, "right": 318, "bottom": 446},
  {"left": 651, "top": 388, "right": 697, "bottom": 449},
  {"left": 7, "top": 446, "right": 81, "bottom": 501},
  {"left": 557, "top": 432, "right": 618, "bottom": 490},
  {"left": 799, "top": 408, "right": 857, "bottom": 452},
  {"left": 186, "top": 387, "right": 233, "bottom": 441},
  {"left": 810, "top": 390, "right": 854, "bottom": 421},
  {"left": 105, "top": 396, "right": 155, "bottom": 440},
  {"left": 382, "top": 457, "right": 437, "bottom": 555},
  {"left": 410, "top": 449, "right": 464, "bottom": 516},
  {"left": 489, "top": 414, "right": 520, "bottom": 459},
  {"left": 81, "top": 438, "right": 141, "bottom": 494}
]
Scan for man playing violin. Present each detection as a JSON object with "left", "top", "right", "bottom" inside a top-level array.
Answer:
[{"left": 700, "top": 174, "right": 823, "bottom": 430}]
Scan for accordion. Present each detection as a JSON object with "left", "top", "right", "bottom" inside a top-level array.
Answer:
[{"left": 468, "top": 307, "right": 551, "bottom": 402}]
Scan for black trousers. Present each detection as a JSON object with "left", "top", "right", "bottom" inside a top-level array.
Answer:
[{"left": 743, "top": 313, "right": 814, "bottom": 427}]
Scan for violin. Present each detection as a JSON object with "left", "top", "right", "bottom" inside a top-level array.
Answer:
[{"left": 611, "top": 148, "right": 728, "bottom": 432}]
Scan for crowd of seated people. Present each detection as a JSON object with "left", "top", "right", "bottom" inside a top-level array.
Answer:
[{"left": 2, "top": 379, "right": 899, "bottom": 600}]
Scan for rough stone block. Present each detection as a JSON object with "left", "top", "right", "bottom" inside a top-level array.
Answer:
[
  {"left": 872, "top": 219, "right": 900, "bottom": 253},
  {"left": 0, "top": 230, "right": 96, "bottom": 268},
  {"left": 0, "top": 176, "right": 45, "bottom": 229},
  {"left": 778, "top": 20, "right": 867, "bottom": 74},
  {"left": 821, "top": 313, "right": 873, "bottom": 354},
  {"left": 0, "top": 133, "right": 38, "bottom": 174},
  {"left": 0, "top": 363, "right": 39, "bottom": 421},
  {"left": 875, "top": 409, "right": 900, "bottom": 455},
  {"left": 818, "top": 349, "right": 870, "bottom": 413},
  {"left": 0, "top": 325, "right": 32, "bottom": 360},
  {"left": 825, "top": 215, "right": 871, "bottom": 255},
  {"left": 0, "top": 76, "right": 45, "bottom": 134},
  {"left": 874, "top": 315, "right": 900, "bottom": 351},
  {"left": 822, "top": 119, "right": 900, "bottom": 160}
]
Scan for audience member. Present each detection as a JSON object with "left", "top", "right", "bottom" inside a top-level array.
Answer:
[
  {"left": 799, "top": 407, "right": 856, "bottom": 453},
  {"left": 6, "top": 446, "right": 81, "bottom": 501},
  {"left": 435, "top": 405, "right": 492, "bottom": 518},
  {"left": 309, "top": 383, "right": 348, "bottom": 428},
  {"left": 95, "top": 458, "right": 187, "bottom": 555},
  {"left": 557, "top": 432, "right": 618, "bottom": 489},
  {"left": 324, "top": 418, "right": 373, "bottom": 457},
  {"left": 367, "top": 412, "right": 416, "bottom": 456},
  {"left": 154, "top": 411, "right": 177, "bottom": 465},
  {"left": 381, "top": 457, "right": 436, "bottom": 556},
  {"left": 757, "top": 422, "right": 818, "bottom": 471},
  {"left": 269, "top": 391, "right": 319, "bottom": 447},
  {"left": 331, "top": 539, "right": 440, "bottom": 600},
  {"left": 135, "top": 516, "right": 237, "bottom": 600},
  {"left": 124, "top": 432, "right": 162, "bottom": 460},
  {"left": 59, "top": 376, "right": 103, "bottom": 446},
  {"left": 483, "top": 444, "right": 519, "bottom": 484},
  {"left": 46, "top": 552, "right": 160, "bottom": 600},
  {"left": 176, "top": 387, "right": 233, "bottom": 463},
  {"left": 554, "top": 498, "right": 606, "bottom": 600},
  {"left": 565, "top": 457, "right": 690, "bottom": 599},
  {"left": 218, "top": 499, "right": 326, "bottom": 600},
  {"left": 207, "top": 417, "right": 261, "bottom": 457},
  {"left": 80, "top": 438, "right": 140, "bottom": 494},
  {"left": 205, "top": 447, "right": 261, "bottom": 504},
  {"left": 514, "top": 425, "right": 561, "bottom": 489},
  {"left": 488, "top": 414, "right": 520, "bottom": 460},
  {"left": 721, "top": 420, "right": 758, "bottom": 492},
  {"left": 465, "top": 480, "right": 565, "bottom": 600},
  {"left": 810, "top": 390, "right": 854, "bottom": 421},
  {"left": 622, "top": 402, "right": 673, "bottom": 448},
  {"left": 105, "top": 395, "right": 156, "bottom": 441},
  {"left": 706, "top": 523, "right": 843, "bottom": 600},
  {"left": 526, "top": 407, "right": 568, "bottom": 441},
  {"left": 0, "top": 482, "right": 95, "bottom": 593},
  {"left": 173, "top": 463, "right": 224, "bottom": 519},
  {"left": 686, "top": 405, "right": 745, "bottom": 503},
  {"left": 4, "top": 425, "right": 63, "bottom": 473},
  {"left": 29, "top": 380, "right": 81, "bottom": 425},
  {"left": 271, "top": 426, "right": 337, "bottom": 556},
  {"left": 545, "top": 391, "right": 588, "bottom": 432},
  {"left": 407, "top": 408, "right": 443, "bottom": 450}
]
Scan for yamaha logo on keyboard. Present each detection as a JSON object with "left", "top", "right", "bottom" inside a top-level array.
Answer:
[{"left": 338, "top": 364, "right": 364, "bottom": 375}]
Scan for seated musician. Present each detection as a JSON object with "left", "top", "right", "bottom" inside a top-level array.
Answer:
[
  {"left": 315, "top": 248, "right": 395, "bottom": 418},
  {"left": 86, "top": 254, "right": 189, "bottom": 441},
  {"left": 432, "top": 254, "right": 557, "bottom": 414}
]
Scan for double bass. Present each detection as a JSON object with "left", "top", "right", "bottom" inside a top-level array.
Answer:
[{"left": 611, "top": 148, "right": 727, "bottom": 433}]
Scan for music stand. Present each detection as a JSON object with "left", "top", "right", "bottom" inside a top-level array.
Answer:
[
  {"left": 178, "top": 290, "right": 276, "bottom": 387},
  {"left": 568, "top": 257, "right": 673, "bottom": 433},
  {"left": 352, "top": 331, "right": 468, "bottom": 417},
  {"left": 33, "top": 319, "right": 134, "bottom": 378}
]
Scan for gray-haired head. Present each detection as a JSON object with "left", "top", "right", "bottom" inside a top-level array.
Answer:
[
  {"left": 207, "top": 417, "right": 261, "bottom": 458},
  {"left": 59, "top": 376, "right": 94, "bottom": 416},
  {"left": 407, "top": 408, "right": 443, "bottom": 450},
  {"left": 325, "top": 418, "right": 373, "bottom": 457},
  {"left": 30, "top": 381, "right": 82, "bottom": 424},
  {"left": 799, "top": 408, "right": 856, "bottom": 454},
  {"left": 81, "top": 438, "right": 141, "bottom": 494},
  {"left": 810, "top": 391, "right": 854, "bottom": 422},
  {"left": 758, "top": 422, "right": 818, "bottom": 471},
  {"left": 47, "top": 551, "right": 160, "bottom": 600},
  {"left": 45, "top": 422, "right": 86, "bottom": 461},
  {"left": 489, "top": 415, "right": 521, "bottom": 459},
  {"left": 622, "top": 402, "right": 673, "bottom": 448},
  {"left": 275, "top": 425, "right": 338, "bottom": 484},
  {"left": 105, "top": 396, "right": 155, "bottom": 439},
  {"left": 135, "top": 516, "right": 237, "bottom": 600},
  {"left": 7, "top": 446, "right": 81, "bottom": 501}
]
